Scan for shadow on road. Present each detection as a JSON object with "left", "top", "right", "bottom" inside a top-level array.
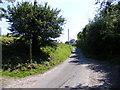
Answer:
[{"left": 68, "top": 48, "right": 120, "bottom": 88}]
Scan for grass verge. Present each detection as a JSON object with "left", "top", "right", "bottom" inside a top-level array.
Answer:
[{"left": 2, "top": 43, "right": 73, "bottom": 78}]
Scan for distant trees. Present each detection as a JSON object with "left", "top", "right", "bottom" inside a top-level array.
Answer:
[
  {"left": 77, "top": 2, "right": 120, "bottom": 62},
  {"left": 65, "top": 41, "right": 69, "bottom": 45},
  {"left": 65, "top": 39, "right": 76, "bottom": 46}
]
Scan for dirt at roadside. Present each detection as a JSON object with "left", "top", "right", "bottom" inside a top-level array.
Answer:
[
  {"left": 1, "top": 76, "right": 12, "bottom": 88},
  {"left": 1, "top": 73, "right": 43, "bottom": 88}
]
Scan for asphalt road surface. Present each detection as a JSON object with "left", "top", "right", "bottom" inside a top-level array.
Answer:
[
  {"left": 4, "top": 48, "right": 120, "bottom": 88},
  {"left": 32, "top": 48, "right": 120, "bottom": 88}
]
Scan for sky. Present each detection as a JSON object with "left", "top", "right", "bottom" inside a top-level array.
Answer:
[{"left": 0, "top": 0, "right": 97, "bottom": 43}]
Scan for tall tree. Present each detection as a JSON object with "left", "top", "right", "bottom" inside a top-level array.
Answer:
[
  {"left": 0, "top": 0, "right": 16, "bottom": 19},
  {"left": 77, "top": 3, "right": 120, "bottom": 61},
  {"left": 6, "top": 2, "right": 65, "bottom": 62},
  {"left": 95, "top": 0, "right": 120, "bottom": 9}
]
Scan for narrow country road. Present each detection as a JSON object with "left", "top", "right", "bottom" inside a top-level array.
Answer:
[{"left": 3, "top": 48, "right": 120, "bottom": 88}]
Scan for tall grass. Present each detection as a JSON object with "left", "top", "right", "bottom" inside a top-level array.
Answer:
[{"left": 41, "top": 43, "right": 73, "bottom": 62}]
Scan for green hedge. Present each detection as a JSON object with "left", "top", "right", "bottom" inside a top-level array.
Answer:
[{"left": 2, "top": 43, "right": 73, "bottom": 78}]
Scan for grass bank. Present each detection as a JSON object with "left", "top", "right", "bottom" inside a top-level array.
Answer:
[{"left": 2, "top": 37, "right": 73, "bottom": 78}]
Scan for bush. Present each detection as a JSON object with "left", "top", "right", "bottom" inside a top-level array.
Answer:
[
  {"left": 41, "top": 43, "right": 73, "bottom": 61},
  {"left": 2, "top": 43, "right": 73, "bottom": 77},
  {"left": 0, "top": 36, "right": 19, "bottom": 45}
]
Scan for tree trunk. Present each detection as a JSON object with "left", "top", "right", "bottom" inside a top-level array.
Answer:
[{"left": 30, "top": 38, "right": 32, "bottom": 63}]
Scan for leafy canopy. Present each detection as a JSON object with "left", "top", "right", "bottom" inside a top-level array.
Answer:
[
  {"left": 0, "top": 0, "right": 16, "bottom": 19},
  {"left": 77, "top": 2, "right": 120, "bottom": 60},
  {"left": 6, "top": 2, "right": 65, "bottom": 46}
]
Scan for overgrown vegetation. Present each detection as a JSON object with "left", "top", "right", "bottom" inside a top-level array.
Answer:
[
  {"left": 41, "top": 43, "right": 73, "bottom": 62},
  {"left": 1, "top": 36, "right": 73, "bottom": 78},
  {"left": 0, "top": 1, "right": 73, "bottom": 78},
  {"left": 77, "top": 2, "right": 120, "bottom": 65},
  {"left": 3, "top": 1, "right": 65, "bottom": 64}
]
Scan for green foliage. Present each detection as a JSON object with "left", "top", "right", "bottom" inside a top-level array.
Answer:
[
  {"left": 40, "top": 46, "right": 56, "bottom": 55},
  {"left": 0, "top": 0, "right": 16, "bottom": 19},
  {"left": 77, "top": 3, "right": 120, "bottom": 64},
  {"left": 41, "top": 43, "right": 73, "bottom": 61},
  {"left": 6, "top": 2, "right": 65, "bottom": 50},
  {"left": 0, "top": 36, "right": 19, "bottom": 45},
  {"left": 2, "top": 42, "right": 73, "bottom": 77},
  {"left": 2, "top": 67, "right": 46, "bottom": 78},
  {"left": 43, "top": 61, "right": 50, "bottom": 66},
  {"left": 65, "top": 39, "right": 76, "bottom": 46},
  {"left": 95, "top": 0, "right": 120, "bottom": 9}
]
